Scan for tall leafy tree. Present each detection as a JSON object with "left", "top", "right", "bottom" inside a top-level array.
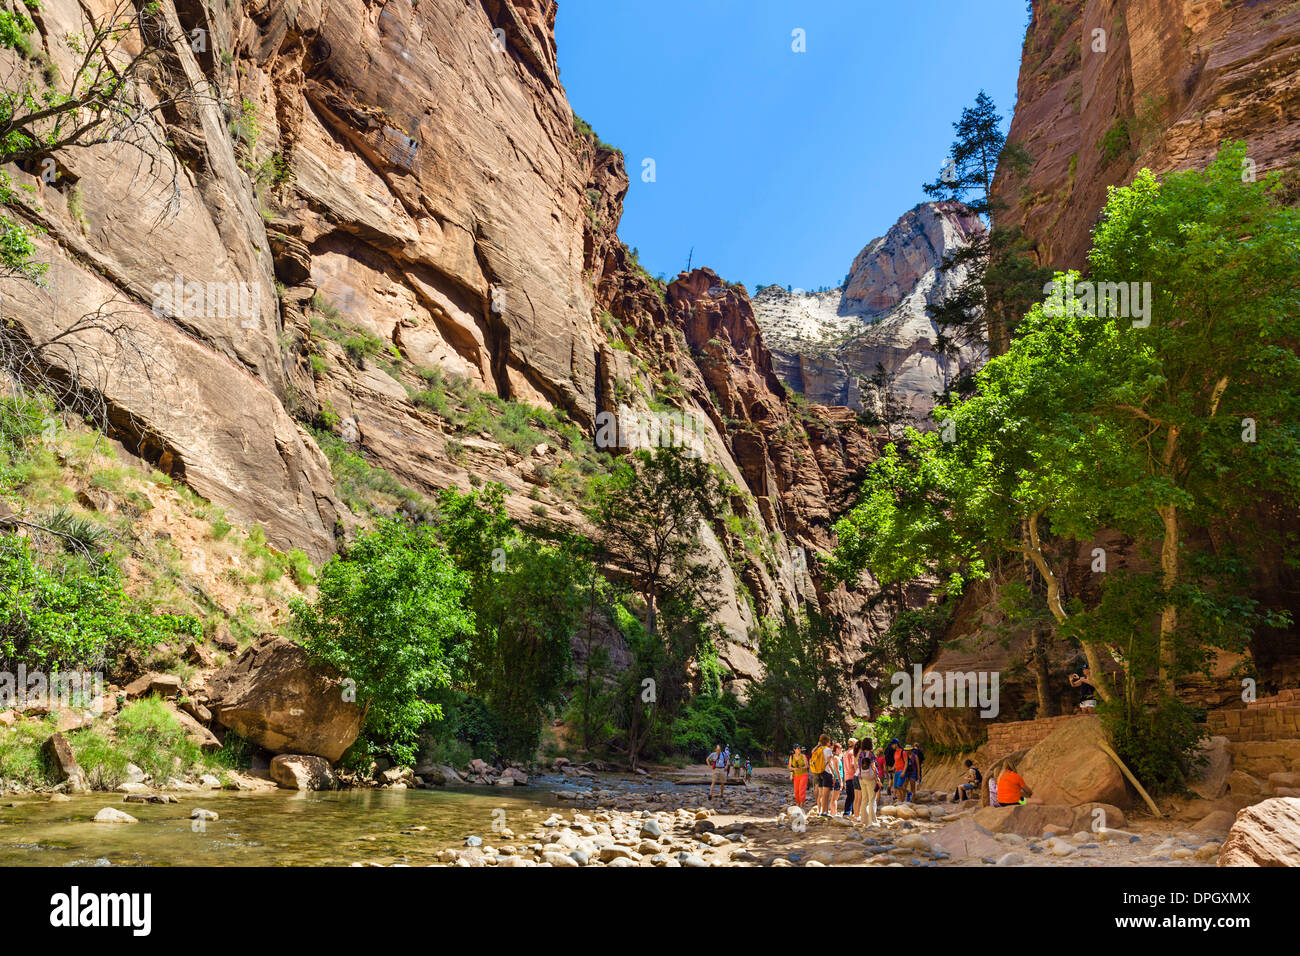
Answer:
[
  {"left": 747, "top": 608, "right": 852, "bottom": 754},
  {"left": 1077, "top": 143, "right": 1300, "bottom": 692},
  {"left": 469, "top": 537, "right": 585, "bottom": 759},
  {"left": 585, "top": 446, "right": 729, "bottom": 768},
  {"left": 837, "top": 143, "right": 1300, "bottom": 786}
]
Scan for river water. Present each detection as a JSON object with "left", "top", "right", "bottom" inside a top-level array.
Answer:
[{"left": 0, "top": 783, "right": 576, "bottom": 866}]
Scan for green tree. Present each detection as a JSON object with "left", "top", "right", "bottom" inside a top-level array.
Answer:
[
  {"left": 838, "top": 143, "right": 1300, "bottom": 789},
  {"left": 923, "top": 90, "right": 1008, "bottom": 220},
  {"left": 1076, "top": 143, "right": 1300, "bottom": 693},
  {"left": 746, "top": 608, "right": 851, "bottom": 756},
  {"left": 585, "top": 446, "right": 730, "bottom": 769},
  {"left": 292, "top": 519, "right": 474, "bottom": 767},
  {"left": 566, "top": 556, "right": 619, "bottom": 752},
  {"left": 469, "top": 537, "right": 585, "bottom": 759},
  {"left": 922, "top": 91, "right": 1048, "bottom": 356}
]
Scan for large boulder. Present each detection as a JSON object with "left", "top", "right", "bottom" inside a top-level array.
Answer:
[
  {"left": 42, "top": 732, "right": 88, "bottom": 793},
  {"left": 205, "top": 637, "right": 361, "bottom": 761},
  {"left": 167, "top": 703, "right": 222, "bottom": 753},
  {"left": 973, "top": 804, "right": 1075, "bottom": 837},
  {"left": 415, "top": 764, "right": 467, "bottom": 787},
  {"left": 269, "top": 755, "right": 340, "bottom": 791},
  {"left": 1192, "top": 810, "right": 1237, "bottom": 841},
  {"left": 972, "top": 802, "right": 1126, "bottom": 838},
  {"left": 1218, "top": 797, "right": 1300, "bottom": 866},
  {"left": 123, "top": 673, "right": 183, "bottom": 700},
  {"left": 929, "top": 815, "right": 1004, "bottom": 859},
  {"left": 1017, "top": 715, "right": 1131, "bottom": 808}
]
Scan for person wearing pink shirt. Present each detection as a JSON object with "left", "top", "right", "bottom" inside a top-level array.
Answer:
[{"left": 841, "top": 738, "right": 858, "bottom": 817}]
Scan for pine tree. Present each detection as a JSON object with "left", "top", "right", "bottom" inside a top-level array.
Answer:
[
  {"left": 922, "top": 92, "right": 1046, "bottom": 357},
  {"left": 923, "top": 91, "right": 1007, "bottom": 220}
]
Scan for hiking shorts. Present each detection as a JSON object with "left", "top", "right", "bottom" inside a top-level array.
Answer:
[
  {"left": 711, "top": 769, "right": 725, "bottom": 785},
  {"left": 817, "top": 771, "right": 834, "bottom": 788},
  {"left": 893, "top": 771, "right": 906, "bottom": 788}
]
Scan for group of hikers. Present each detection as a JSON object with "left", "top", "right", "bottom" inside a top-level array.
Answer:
[
  {"left": 704, "top": 733, "right": 1044, "bottom": 824},
  {"left": 781, "top": 735, "right": 925, "bottom": 826},
  {"left": 778, "top": 738, "right": 1043, "bottom": 824}
]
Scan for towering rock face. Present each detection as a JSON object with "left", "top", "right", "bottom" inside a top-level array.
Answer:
[
  {"left": 993, "top": 0, "right": 1300, "bottom": 270},
  {"left": 753, "top": 202, "right": 986, "bottom": 425},
  {"left": 0, "top": 0, "right": 634, "bottom": 559}
]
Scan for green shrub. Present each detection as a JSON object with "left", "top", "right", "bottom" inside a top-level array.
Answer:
[
  {"left": 0, "top": 394, "right": 45, "bottom": 494},
  {"left": 69, "top": 729, "right": 129, "bottom": 790},
  {"left": 292, "top": 519, "right": 475, "bottom": 766},
  {"left": 1100, "top": 696, "right": 1206, "bottom": 796},
  {"left": 42, "top": 506, "right": 109, "bottom": 555},
  {"left": 309, "top": 427, "right": 419, "bottom": 515},
  {"left": 286, "top": 549, "right": 314, "bottom": 588},
  {"left": 0, "top": 718, "right": 54, "bottom": 788},
  {"left": 1099, "top": 116, "right": 1131, "bottom": 166},
  {"left": 69, "top": 698, "right": 205, "bottom": 790},
  {"left": 0, "top": 535, "right": 200, "bottom": 672}
]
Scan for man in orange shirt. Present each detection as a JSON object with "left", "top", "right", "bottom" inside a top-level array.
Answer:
[{"left": 996, "top": 758, "right": 1043, "bottom": 806}]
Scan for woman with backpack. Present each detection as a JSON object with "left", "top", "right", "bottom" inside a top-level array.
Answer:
[{"left": 810, "top": 734, "right": 834, "bottom": 816}]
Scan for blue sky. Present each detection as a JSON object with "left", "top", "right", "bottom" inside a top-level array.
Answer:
[{"left": 555, "top": 1, "right": 1030, "bottom": 291}]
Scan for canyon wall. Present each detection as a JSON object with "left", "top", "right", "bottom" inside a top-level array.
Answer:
[{"left": 994, "top": 0, "right": 1300, "bottom": 269}]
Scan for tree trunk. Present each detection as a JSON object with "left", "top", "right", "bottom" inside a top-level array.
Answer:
[
  {"left": 1030, "top": 625, "right": 1056, "bottom": 718},
  {"left": 1155, "top": 415, "right": 1187, "bottom": 697},
  {"left": 1157, "top": 502, "right": 1179, "bottom": 694},
  {"left": 1025, "top": 511, "right": 1113, "bottom": 702}
]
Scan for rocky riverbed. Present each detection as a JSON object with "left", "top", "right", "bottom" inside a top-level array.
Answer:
[
  {"left": 1, "top": 767, "right": 1269, "bottom": 867},
  {"left": 429, "top": 772, "right": 1227, "bottom": 868}
]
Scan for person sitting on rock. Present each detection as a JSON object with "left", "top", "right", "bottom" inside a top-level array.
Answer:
[
  {"left": 954, "top": 759, "right": 982, "bottom": 802},
  {"left": 996, "top": 758, "right": 1043, "bottom": 807}
]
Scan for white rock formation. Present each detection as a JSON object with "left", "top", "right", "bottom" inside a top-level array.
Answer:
[{"left": 754, "top": 201, "right": 986, "bottom": 426}]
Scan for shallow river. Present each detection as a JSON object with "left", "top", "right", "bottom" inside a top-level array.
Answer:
[{"left": 0, "top": 781, "right": 583, "bottom": 866}]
